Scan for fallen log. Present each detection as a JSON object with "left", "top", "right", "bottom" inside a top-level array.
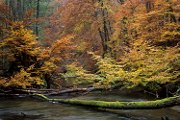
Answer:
[
  {"left": 0, "top": 88, "right": 97, "bottom": 95},
  {"left": 32, "top": 94, "right": 180, "bottom": 109},
  {"left": 47, "top": 87, "right": 102, "bottom": 95},
  {"left": 0, "top": 82, "right": 123, "bottom": 96},
  {"left": 47, "top": 82, "right": 123, "bottom": 95}
]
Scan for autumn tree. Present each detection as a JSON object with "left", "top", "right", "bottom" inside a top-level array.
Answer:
[
  {"left": 0, "top": 19, "right": 76, "bottom": 89},
  {"left": 65, "top": 0, "right": 180, "bottom": 95},
  {"left": 0, "top": 4, "right": 76, "bottom": 88},
  {"left": 37, "top": 34, "right": 75, "bottom": 88},
  {"left": 112, "top": 0, "right": 180, "bottom": 96},
  {"left": 0, "top": 21, "right": 44, "bottom": 88},
  {"left": 45, "top": 0, "right": 122, "bottom": 70}
]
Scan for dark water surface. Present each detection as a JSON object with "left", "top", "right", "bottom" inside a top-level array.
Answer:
[{"left": 0, "top": 93, "right": 179, "bottom": 120}]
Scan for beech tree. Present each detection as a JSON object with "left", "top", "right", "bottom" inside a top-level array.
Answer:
[
  {"left": 0, "top": 0, "right": 179, "bottom": 96},
  {"left": 0, "top": 21, "right": 43, "bottom": 88},
  {"left": 0, "top": 20, "right": 75, "bottom": 89},
  {"left": 112, "top": 0, "right": 180, "bottom": 95}
]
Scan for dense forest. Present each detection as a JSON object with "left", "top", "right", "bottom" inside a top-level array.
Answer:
[{"left": 0, "top": 0, "right": 179, "bottom": 99}]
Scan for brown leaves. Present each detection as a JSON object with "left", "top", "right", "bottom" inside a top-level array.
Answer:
[{"left": 39, "top": 34, "right": 76, "bottom": 61}]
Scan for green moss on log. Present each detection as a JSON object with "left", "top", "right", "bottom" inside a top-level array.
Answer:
[
  {"left": 32, "top": 94, "right": 50, "bottom": 101},
  {"left": 32, "top": 94, "right": 180, "bottom": 109}
]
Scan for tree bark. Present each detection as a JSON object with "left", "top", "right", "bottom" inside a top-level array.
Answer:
[
  {"left": 36, "top": 0, "right": 40, "bottom": 38},
  {"left": 0, "top": 82, "right": 123, "bottom": 95},
  {"left": 98, "top": 0, "right": 112, "bottom": 58},
  {"left": 32, "top": 94, "right": 180, "bottom": 109}
]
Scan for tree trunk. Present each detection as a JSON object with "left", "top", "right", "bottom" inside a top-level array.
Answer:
[
  {"left": 32, "top": 94, "right": 180, "bottom": 109},
  {"left": 0, "top": 82, "right": 123, "bottom": 95},
  {"left": 44, "top": 74, "right": 51, "bottom": 89},
  {"left": 98, "top": 0, "right": 112, "bottom": 58},
  {"left": 36, "top": 0, "right": 40, "bottom": 39}
]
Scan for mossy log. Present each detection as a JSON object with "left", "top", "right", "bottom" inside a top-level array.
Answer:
[{"left": 32, "top": 94, "right": 180, "bottom": 109}]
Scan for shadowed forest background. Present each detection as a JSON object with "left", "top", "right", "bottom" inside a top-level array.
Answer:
[{"left": 0, "top": 0, "right": 179, "bottom": 98}]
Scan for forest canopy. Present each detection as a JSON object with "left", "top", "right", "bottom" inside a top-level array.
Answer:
[{"left": 0, "top": 0, "right": 179, "bottom": 97}]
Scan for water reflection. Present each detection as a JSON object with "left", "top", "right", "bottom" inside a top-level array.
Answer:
[
  {"left": 0, "top": 95, "right": 179, "bottom": 120},
  {"left": 0, "top": 112, "right": 44, "bottom": 120}
]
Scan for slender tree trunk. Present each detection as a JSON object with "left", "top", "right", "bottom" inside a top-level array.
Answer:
[
  {"left": 98, "top": 0, "right": 112, "bottom": 58},
  {"left": 17, "top": 0, "right": 21, "bottom": 20},
  {"left": 146, "top": 1, "right": 154, "bottom": 13},
  {"left": 0, "top": 28, "right": 4, "bottom": 72},
  {"left": 45, "top": 74, "right": 51, "bottom": 89},
  {"left": 36, "top": 0, "right": 40, "bottom": 39}
]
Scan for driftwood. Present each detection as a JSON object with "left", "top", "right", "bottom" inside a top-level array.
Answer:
[{"left": 31, "top": 94, "right": 180, "bottom": 109}]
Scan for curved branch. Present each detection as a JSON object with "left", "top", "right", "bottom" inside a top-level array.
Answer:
[{"left": 32, "top": 94, "right": 180, "bottom": 110}]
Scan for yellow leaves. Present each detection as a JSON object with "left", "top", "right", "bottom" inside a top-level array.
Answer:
[
  {"left": 1, "top": 21, "right": 40, "bottom": 60},
  {"left": 147, "top": 72, "right": 172, "bottom": 84},
  {"left": 59, "top": 0, "right": 180, "bottom": 91},
  {"left": 61, "top": 63, "right": 100, "bottom": 87},
  {"left": 128, "top": 0, "right": 180, "bottom": 48},
  {"left": 76, "top": 41, "right": 89, "bottom": 52},
  {"left": 55, "top": 34, "right": 74, "bottom": 46},
  {"left": 161, "top": 31, "right": 180, "bottom": 42},
  {"left": 89, "top": 53, "right": 126, "bottom": 88},
  {"left": 120, "top": 41, "right": 180, "bottom": 90},
  {"left": 0, "top": 77, "right": 7, "bottom": 86},
  {"left": 1, "top": 22, "right": 78, "bottom": 89},
  {"left": 74, "top": 22, "right": 85, "bottom": 33},
  {"left": 37, "top": 34, "right": 76, "bottom": 81},
  {"left": 0, "top": 21, "right": 47, "bottom": 89},
  {"left": 115, "top": 0, "right": 180, "bottom": 91},
  {"left": 39, "top": 59, "right": 58, "bottom": 74},
  {"left": 63, "top": 0, "right": 180, "bottom": 91},
  {"left": 5, "top": 68, "right": 44, "bottom": 89},
  {"left": 49, "top": 34, "right": 75, "bottom": 59}
]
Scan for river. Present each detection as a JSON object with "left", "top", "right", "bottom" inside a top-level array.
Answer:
[{"left": 0, "top": 92, "right": 179, "bottom": 120}]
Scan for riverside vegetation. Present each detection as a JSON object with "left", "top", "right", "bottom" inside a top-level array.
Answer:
[{"left": 0, "top": 0, "right": 179, "bottom": 111}]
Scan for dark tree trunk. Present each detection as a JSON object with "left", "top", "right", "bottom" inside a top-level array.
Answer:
[
  {"left": 36, "top": 0, "right": 40, "bottom": 39},
  {"left": 45, "top": 74, "right": 51, "bottom": 89},
  {"left": 146, "top": 1, "right": 154, "bottom": 13},
  {"left": 98, "top": 0, "right": 112, "bottom": 58}
]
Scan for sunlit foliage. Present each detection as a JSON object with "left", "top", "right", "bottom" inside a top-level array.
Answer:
[{"left": 61, "top": 62, "right": 100, "bottom": 87}]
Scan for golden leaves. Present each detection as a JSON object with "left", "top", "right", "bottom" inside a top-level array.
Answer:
[
  {"left": 5, "top": 69, "right": 44, "bottom": 89},
  {"left": 1, "top": 21, "right": 40, "bottom": 59}
]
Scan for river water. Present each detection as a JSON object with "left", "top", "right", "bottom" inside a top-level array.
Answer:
[{"left": 0, "top": 93, "right": 179, "bottom": 120}]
